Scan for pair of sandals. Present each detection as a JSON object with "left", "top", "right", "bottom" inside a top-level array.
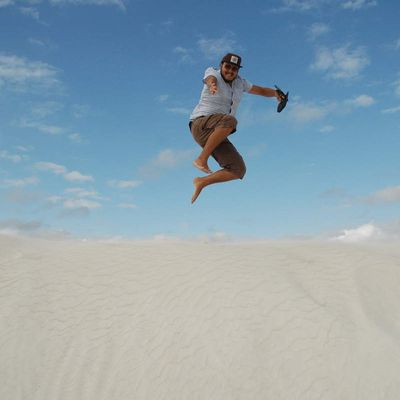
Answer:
[{"left": 275, "top": 85, "right": 289, "bottom": 113}]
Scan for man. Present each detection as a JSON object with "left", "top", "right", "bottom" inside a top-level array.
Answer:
[{"left": 189, "top": 53, "right": 284, "bottom": 204}]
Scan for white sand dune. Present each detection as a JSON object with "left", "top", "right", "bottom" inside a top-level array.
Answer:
[{"left": 1, "top": 235, "right": 400, "bottom": 399}]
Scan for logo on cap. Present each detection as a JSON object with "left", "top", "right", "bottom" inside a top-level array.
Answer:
[{"left": 230, "top": 55, "right": 239, "bottom": 64}]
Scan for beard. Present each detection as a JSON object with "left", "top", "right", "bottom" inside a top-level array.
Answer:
[{"left": 220, "top": 71, "right": 236, "bottom": 84}]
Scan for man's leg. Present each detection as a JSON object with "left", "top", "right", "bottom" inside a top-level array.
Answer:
[
  {"left": 191, "top": 139, "right": 246, "bottom": 204},
  {"left": 191, "top": 169, "right": 239, "bottom": 204},
  {"left": 193, "top": 126, "right": 232, "bottom": 174}
]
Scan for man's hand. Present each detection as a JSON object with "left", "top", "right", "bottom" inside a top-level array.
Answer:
[
  {"left": 275, "top": 90, "right": 285, "bottom": 102},
  {"left": 205, "top": 76, "right": 218, "bottom": 94},
  {"left": 209, "top": 81, "right": 218, "bottom": 94},
  {"left": 274, "top": 85, "right": 289, "bottom": 113}
]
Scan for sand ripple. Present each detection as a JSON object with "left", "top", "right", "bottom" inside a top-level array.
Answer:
[{"left": 1, "top": 237, "right": 400, "bottom": 399}]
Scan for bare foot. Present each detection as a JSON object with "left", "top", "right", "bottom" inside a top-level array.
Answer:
[
  {"left": 193, "top": 158, "right": 212, "bottom": 174},
  {"left": 191, "top": 177, "right": 205, "bottom": 204}
]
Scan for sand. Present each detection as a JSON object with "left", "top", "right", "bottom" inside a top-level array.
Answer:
[{"left": 1, "top": 235, "right": 400, "bottom": 399}]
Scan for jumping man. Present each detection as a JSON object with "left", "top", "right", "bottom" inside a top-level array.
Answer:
[{"left": 189, "top": 53, "right": 285, "bottom": 204}]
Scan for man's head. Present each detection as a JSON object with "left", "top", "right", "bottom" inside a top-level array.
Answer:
[{"left": 220, "top": 53, "right": 242, "bottom": 82}]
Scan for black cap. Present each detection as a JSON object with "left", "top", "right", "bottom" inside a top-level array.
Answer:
[{"left": 221, "top": 53, "right": 242, "bottom": 68}]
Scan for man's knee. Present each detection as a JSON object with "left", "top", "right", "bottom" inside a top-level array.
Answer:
[
  {"left": 216, "top": 115, "right": 238, "bottom": 131},
  {"left": 228, "top": 160, "right": 246, "bottom": 179},
  {"left": 225, "top": 115, "right": 238, "bottom": 127},
  {"left": 237, "top": 163, "right": 246, "bottom": 179}
]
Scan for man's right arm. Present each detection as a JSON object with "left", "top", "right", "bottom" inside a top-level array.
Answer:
[{"left": 204, "top": 75, "right": 218, "bottom": 94}]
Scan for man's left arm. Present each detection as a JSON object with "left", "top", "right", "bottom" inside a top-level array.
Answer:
[{"left": 248, "top": 85, "right": 283, "bottom": 102}]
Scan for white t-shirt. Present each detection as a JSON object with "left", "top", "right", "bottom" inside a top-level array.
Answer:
[{"left": 190, "top": 67, "right": 253, "bottom": 120}]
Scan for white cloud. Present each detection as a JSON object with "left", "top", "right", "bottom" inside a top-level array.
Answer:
[
  {"left": 319, "top": 125, "right": 335, "bottom": 133},
  {"left": 289, "top": 101, "right": 333, "bottom": 123},
  {"left": 161, "top": 19, "right": 173, "bottom": 31},
  {"left": 2, "top": 0, "right": 126, "bottom": 9},
  {"left": 25, "top": 121, "right": 64, "bottom": 135},
  {"left": 156, "top": 93, "right": 190, "bottom": 115},
  {"left": 139, "top": 148, "right": 195, "bottom": 178},
  {"left": 108, "top": 179, "right": 141, "bottom": 189},
  {"left": 308, "top": 22, "right": 330, "bottom": 40},
  {"left": 197, "top": 34, "right": 238, "bottom": 60},
  {"left": 271, "top": 0, "right": 377, "bottom": 13},
  {"left": 157, "top": 94, "right": 169, "bottom": 103},
  {"left": 30, "top": 102, "right": 62, "bottom": 118},
  {"left": 347, "top": 94, "right": 375, "bottom": 107},
  {"left": 37, "top": 124, "right": 64, "bottom": 135},
  {"left": 63, "top": 198, "right": 101, "bottom": 209},
  {"left": 166, "top": 107, "right": 191, "bottom": 115},
  {"left": 0, "top": 53, "right": 60, "bottom": 92},
  {"left": 244, "top": 143, "right": 268, "bottom": 159},
  {"left": 153, "top": 149, "right": 180, "bottom": 168},
  {"left": 1, "top": 177, "right": 39, "bottom": 188},
  {"left": 381, "top": 105, "right": 400, "bottom": 114},
  {"left": 68, "top": 133, "right": 83, "bottom": 143},
  {"left": 46, "top": 188, "right": 104, "bottom": 214},
  {"left": 270, "top": 0, "right": 323, "bottom": 13},
  {"left": 332, "top": 223, "right": 383, "bottom": 242},
  {"left": 341, "top": 0, "right": 377, "bottom": 10},
  {"left": 47, "top": 195, "right": 64, "bottom": 205},
  {"left": 49, "top": 0, "right": 126, "bottom": 10},
  {"left": 173, "top": 47, "right": 193, "bottom": 64},
  {"left": 35, "top": 161, "right": 67, "bottom": 175},
  {"left": 19, "top": 6, "right": 40, "bottom": 20},
  {"left": 0, "top": 150, "right": 23, "bottom": 163},
  {"left": 64, "top": 171, "right": 93, "bottom": 182},
  {"left": 311, "top": 45, "right": 369, "bottom": 79},
  {"left": 366, "top": 186, "right": 400, "bottom": 204},
  {"left": 16, "top": 145, "right": 34, "bottom": 153},
  {"left": 35, "top": 161, "right": 93, "bottom": 182},
  {"left": 65, "top": 188, "right": 102, "bottom": 199},
  {"left": 28, "top": 38, "right": 46, "bottom": 47}
]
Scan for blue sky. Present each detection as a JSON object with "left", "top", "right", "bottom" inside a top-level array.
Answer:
[{"left": 1, "top": 0, "right": 399, "bottom": 240}]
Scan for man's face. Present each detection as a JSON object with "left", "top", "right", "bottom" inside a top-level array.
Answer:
[{"left": 221, "top": 62, "right": 239, "bottom": 82}]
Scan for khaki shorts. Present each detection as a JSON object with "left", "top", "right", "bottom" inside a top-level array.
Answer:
[{"left": 189, "top": 114, "right": 246, "bottom": 179}]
